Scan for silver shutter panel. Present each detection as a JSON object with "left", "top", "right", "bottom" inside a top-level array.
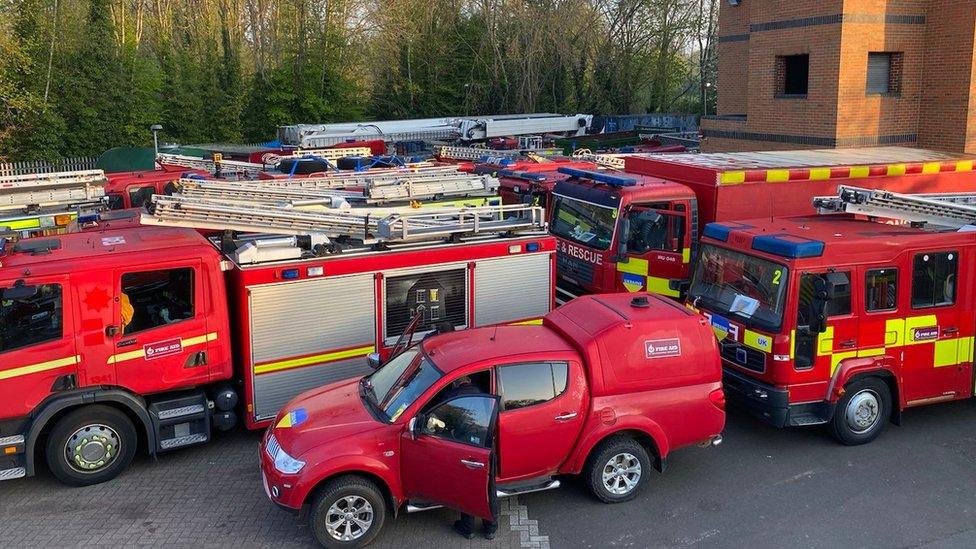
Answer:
[
  {"left": 249, "top": 274, "right": 375, "bottom": 420},
  {"left": 474, "top": 253, "right": 552, "bottom": 326}
]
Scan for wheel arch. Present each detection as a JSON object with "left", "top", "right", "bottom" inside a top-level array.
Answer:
[
  {"left": 572, "top": 422, "right": 669, "bottom": 475},
  {"left": 25, "top": 388, "right": 155, "bottom": 476},
  {"left": 829, "top": 357, "right": 901, "bottom": 424},
  {"left": 304, "top": 469, "right": 399, "bottom": 519}
]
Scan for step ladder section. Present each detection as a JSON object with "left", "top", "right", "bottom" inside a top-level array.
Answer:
[
  {"left": 814, "top": 185, "right": 976, "bottom": 229},
  {"left": 378, "top": 204, "right": 545, "bottom": 240},
  {"left": 261, "top": 146, "right": 374, "bottom": 165},
  {"left": 0, "top": 169, "right": 107, "bottom": 212},
  {"left": 436, "top": 146, "right": 522, "bottom": 161},
  {"left": 571, "top": 150, "right": 627, "bottom": 170}
]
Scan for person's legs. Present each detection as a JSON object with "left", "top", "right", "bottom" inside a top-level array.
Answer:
[
  {"left": 453, "top": 513, "right": 475, "bottom": 539},
  {"left": 482, "top": 518, "right": 497, "bottom": 540}
]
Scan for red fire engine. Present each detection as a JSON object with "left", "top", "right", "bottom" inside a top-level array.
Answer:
[
  {"left": 687, "top": 185, "right": 976, "bottom": 444},
  {"left": 0, "top": 197, "right": 555, "bottom": 486},
  {"left": 550, "top": 147, "right": 976, "bottom": 302},
  {"left": 105, "top": 166, "right": 209, "bottom": 210}
]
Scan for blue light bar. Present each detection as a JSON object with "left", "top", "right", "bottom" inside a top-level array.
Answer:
[
  {"left": 497, "top": 170, "right": 546, "bottom": 182},
  {"left": 751, "top": 234, "right": 824, "bottom": 259},
  {"left": 557, "top": 167, "right": 636, "bottom": 187},
  {"left": 702, "top": 223, "right": 733, "bottom": 242}
]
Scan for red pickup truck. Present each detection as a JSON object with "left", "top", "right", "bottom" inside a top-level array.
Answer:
[{"left": 260, "top": 292, "right": 725, "bottom": 548}]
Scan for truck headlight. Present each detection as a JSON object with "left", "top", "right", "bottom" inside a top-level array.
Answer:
[
  {"left": 274, "top": 449, "right": 306, "bottom": 474},
  {"left": 267, "top": 434, "right": 305, "bottom": 474}
]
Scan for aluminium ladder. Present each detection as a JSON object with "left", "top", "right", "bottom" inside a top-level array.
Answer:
[
  {"left": 143, "top": 194, "right": 545, "bottom": 243},
  {"left": 175, "top": 170, "right": 500, "bottom": 205},
  {"left": 571, "top": 149, "right": 627, "bottom": 170},
  {"left": 156, "top": 154, "right": 264, "bottom": 179},
  {"left": 0, "top": 169, "right": 107, "bottom": 212},
  {"left": 813, "top": 185, "right": 976, "bottom": 229}
]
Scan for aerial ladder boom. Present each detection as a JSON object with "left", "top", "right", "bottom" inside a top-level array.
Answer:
[{"left": 814, "top": 185, "right": 976, "bottom": 229}]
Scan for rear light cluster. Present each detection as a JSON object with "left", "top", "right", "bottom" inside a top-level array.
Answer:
[{"left": 709, "top": 388, "right": 726, "bottom": 411}]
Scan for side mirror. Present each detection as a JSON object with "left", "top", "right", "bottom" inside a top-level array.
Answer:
[
  {"left": 613, "top": 215, "right": 630, "bottom": 263},
  {"left": 808, "top": 275, "right": 831, "bottom": 333},
  {"left": 407, "top": 417, "right": 419, "bottom": 439},
  {"left": 366, "top": 352, "right": 382, "bottom": 370}
]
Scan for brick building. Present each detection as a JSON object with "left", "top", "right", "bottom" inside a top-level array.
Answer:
[{"left": 700, "top": 1, "right": 976, "bottom": 153}]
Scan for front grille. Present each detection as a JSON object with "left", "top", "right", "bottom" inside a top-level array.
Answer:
[
  {"left": 720, "top": 340, "right": 766, "bottom": 373},
  {"left": 266, "top": 434, "right": 281, "bottom": 460},
  {"left": 556, "top": 252, "right": 595, "bottom": 284}
]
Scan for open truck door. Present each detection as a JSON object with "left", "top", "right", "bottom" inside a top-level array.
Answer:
[{"left": 400, "top": 394, "right": 499, "bottom": 520}]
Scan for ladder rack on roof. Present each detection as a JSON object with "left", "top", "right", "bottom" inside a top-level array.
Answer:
[
  {"left": 177, "top": 170, "right": 500, "bottom": 205},
  {"left": 0, "top": 169, "right": 107, "bottom": 212},
  {"left": 261, "top": 147, "right": 374, "bottom": 165},
  {"left": 570, "top": 150, "right": 627, "bottom": 170},
  {"left": 143, "top": 195, "right": 545, "bottom": 243},
  {"left": 436, "top": 146, "right": 522, "bottom": 162},
  {"left": 175, "top": 180, "right": 364, "bottom": 207},
  {"left": 813, "top": 185, "right": 976, "bottom": 229},
  {"left": 157, "top": 154, "right": 263, "bottom": 178}
]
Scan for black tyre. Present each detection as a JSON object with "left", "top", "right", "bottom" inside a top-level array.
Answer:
[
  {"left": 45, "top": 405, "right": 138, "bottom": 486},
  {"left": 309, "top": 475, "right": 387, "bottom": 549},
  {"left": 585, "top": 436, "right": 651, "bottom": 503},
  {"left": 829, "top": 377, "right": 891, "bottom": 445}
]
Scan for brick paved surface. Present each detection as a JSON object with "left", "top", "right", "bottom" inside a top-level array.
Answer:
[{"left": 0, "top": 429, "right": 526, "bottom": 549}]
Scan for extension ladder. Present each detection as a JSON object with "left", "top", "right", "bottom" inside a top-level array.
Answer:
[
  {"left": 814, "top": 185, "right": 976, "bottom": 229},
  {"left": 0, "top": 169, "right": 107, "bottom": 212}
]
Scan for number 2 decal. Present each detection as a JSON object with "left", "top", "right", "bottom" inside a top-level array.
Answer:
[{"left": 772, "top": 270, "right": 782, "bottom": 285}]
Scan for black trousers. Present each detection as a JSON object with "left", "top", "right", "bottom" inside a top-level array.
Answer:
[{"left": 458, "top": 513, "right": 497, "bottom": 535}]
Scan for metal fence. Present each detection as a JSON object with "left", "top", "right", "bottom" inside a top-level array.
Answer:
[{"left": 0, "top": 157, "right": 99, "bottom": 177}]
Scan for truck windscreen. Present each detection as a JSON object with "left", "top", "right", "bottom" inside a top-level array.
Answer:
[
  {"left": 550, "top": 194, "right": 618, "bottom": 251},
  {"left": 369, "top": 348, "right": 443, "bottom": 422},
  {"left": 688, "top": 244, "right": 789, "bottom": 332}
]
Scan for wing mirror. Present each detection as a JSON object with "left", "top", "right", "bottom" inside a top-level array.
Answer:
[
  {"left": 408, "top": 416, "right": 423, "bottom": 440},
  {"left": 2, "top": 281, "right": 37, "bottom": 301},
  {"left": 613, "top": 215, "right": 630, "bottom": 263},
  {"left": 366, "top": 352, "right": 382, "bottom": 370}
]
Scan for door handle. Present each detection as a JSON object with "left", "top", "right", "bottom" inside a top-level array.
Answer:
[
  {"left": 942, "top": 327, "right": 960, "bottom": 336},
  {"left": 460, "top": 459, "right": 485, "bottom": 469},
  {"left": 555, "top": 412, "right": 578, "bottom": 421},
  {"left": 838, "top": 340, "right": 857, "bottom": 349}
]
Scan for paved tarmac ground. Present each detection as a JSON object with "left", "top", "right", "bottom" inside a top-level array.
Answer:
[{"left": 3, "top": 400, "right": 976, "bottom": 548}]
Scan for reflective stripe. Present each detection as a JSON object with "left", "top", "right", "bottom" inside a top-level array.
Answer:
[
  {"left": 766, "top": 169, "right": 790, "bottom": 183},
  {"left": 616, "top": 257, "right": 648, "bottom": 276},
  {"left": 0, "top": 355, "right": 80, "bottom": 381},
  {"left": 644, "top": 275, "right": 680, "bottom": 298},
  {"left": 809, "top": 168, "right": 831, "bottom": 181},
  {"left": 254, "top": 345, "right": 376, "bottom": 375},
  {"left": 510, "top": 318, "right": 543, "bottom": 326},
  {"left": 107, "top": 332, "right": 217, "bottom": 365},
  {"left": 682, "top": 248, "right": 691, "bottom": 264},
  {"left": 743, "top": 330, "right": 772, "bottom": 352},
  {"left": 720, "top": 171, "right": 745, "bottom": 185},
  {"left": 922, "top": 162, "right": 941, "bottom": 174},
  {"left": 849, "top": 166, "right": 870, "bottom": 179},
  {"left": 957, "top": 160, "right": 973, "bottom": 172},
  {"left": 886, "top": 164, "right": 906, "bottom": 177}
]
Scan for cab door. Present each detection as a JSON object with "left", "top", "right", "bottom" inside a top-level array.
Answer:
[
  {"left": 111, "top": 260, "right": 212, "bottom": 393},
  {"left": 901, "top": 250, "right": 967, "bottom": 402},
  {"left": 618, "top": 200, "right": 689, "bottom": 298},
  {"left": 794, "top": 270, "right": 858, "bottom": 387},
  {"left": 0, "top": 276, "right": 77, "bottom": 419},
  {"left": 495, "top": 361, "right": 586, "bottom": 481},
  {"left": 401, "top": 395, "right": 499, "bottom": 519}
]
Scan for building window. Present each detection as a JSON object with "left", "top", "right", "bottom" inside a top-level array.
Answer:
[
  {"left": 867, "top": 52, "right": 903, "bottom": 95},
  {"left": 776, "top": 54, "right": 809, "bottom": 97}
]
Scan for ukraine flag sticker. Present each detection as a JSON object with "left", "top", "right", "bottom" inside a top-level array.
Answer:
[
  {"left": 276, "top": 408, "right": 308, "bottom": 429},
  {"left": 622, "top": 273, "right": 645, "bottom": 292}
]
